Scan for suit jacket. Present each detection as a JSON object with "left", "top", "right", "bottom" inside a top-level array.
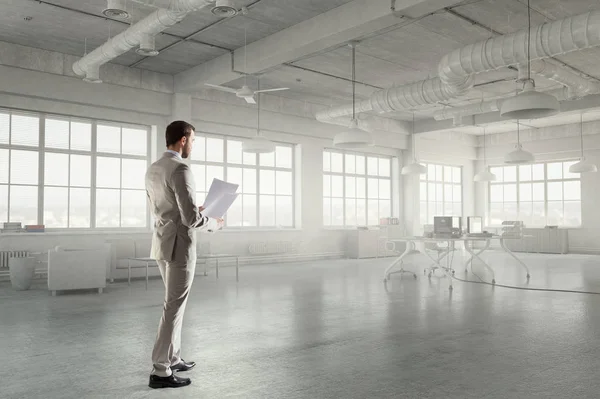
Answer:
[{"left": 145, "top": 151, "right": 212, "bottom": 264}]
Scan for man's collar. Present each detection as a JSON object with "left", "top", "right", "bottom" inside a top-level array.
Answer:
[{"left": 165, "top": 149, "right": 182, "bottom": 160}]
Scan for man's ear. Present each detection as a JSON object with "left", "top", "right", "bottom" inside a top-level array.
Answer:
[{"left": 180, "top": 135, "right": 187, "bottom": 146}]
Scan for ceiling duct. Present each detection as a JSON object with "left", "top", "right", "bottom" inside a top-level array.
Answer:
[
  {"left": 102, "top": 0, "right": 130, "bottom": 19},
  {"left": 73, "top": 0, "right": 213, "bottom": 81},
  {"left": 136, "top": 34, "right": 159, "bottom": 56},
  {"left": 211, "top": 0, "right": 238, "bottom": 17}
]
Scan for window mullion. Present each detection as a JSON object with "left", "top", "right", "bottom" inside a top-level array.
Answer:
[{"left": 38, "top": 114, "right": 45, "bottom": 225}]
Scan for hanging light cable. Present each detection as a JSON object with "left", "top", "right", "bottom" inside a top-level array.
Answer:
[
  {"left": 505, "top": 120, "right": 535, "bottom": 164},
  {"left": 569, "top": 112, "right": 598, "bottom": 173},
  {"left": 401, "top": 112, "right": 427, "bottom": 175},
  {"left": 474, "top": 127, "right": 497, "bottom": 182}
]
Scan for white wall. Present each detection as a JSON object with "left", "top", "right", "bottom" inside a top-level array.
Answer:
[{"left": 475, "top": 121, "right": 600, "bottom": 253}]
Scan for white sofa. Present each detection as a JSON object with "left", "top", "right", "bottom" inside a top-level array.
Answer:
[{"left": 47, "top": 245, "right": 110, "bottom": 296}]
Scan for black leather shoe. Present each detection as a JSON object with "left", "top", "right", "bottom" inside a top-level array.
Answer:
[
  {"left": 172, "top": 359, "right": 196, "bottom": 372},
  {"left": 148, "top": 374, "right": 191, "bottom": 389}
]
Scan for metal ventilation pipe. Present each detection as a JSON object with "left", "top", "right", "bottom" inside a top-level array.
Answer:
[{"left": 73, "top": 0, "right": 214, "bottom": 81}]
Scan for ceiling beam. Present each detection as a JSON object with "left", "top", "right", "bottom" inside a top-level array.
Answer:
[{"left": 175, "top": 0, "right": 466, "bottom": 92}]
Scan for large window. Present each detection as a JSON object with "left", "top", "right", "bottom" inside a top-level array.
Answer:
[
  {"left": 489, "top": 161, "right": 581, "bottom": 227},
  {"left": 323, "top": 150, "right": 392, "bottom": 226},
  {"left": 419, "top": 163, "right": 462, "bottom": 225},
  {"left": 0, "top": 109, "right": 150, "bottom": 229},
  {"left": 190, "top": 134, "right": 295, "bottom": 228}
]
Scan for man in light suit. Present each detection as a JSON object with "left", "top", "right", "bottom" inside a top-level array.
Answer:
[{"left": 145, "top": 120, "right": 223, "bottom": 389}]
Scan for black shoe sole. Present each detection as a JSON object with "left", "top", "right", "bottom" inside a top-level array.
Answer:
[{"left": 149, "top": 380, "right": 192, "bottom": 389}]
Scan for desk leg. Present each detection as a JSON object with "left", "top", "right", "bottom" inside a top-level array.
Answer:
[
  {"left": 464, "top": 240, "right": 495, "bottom": 284},
  {"left": 236, "top": 257, "right": 239, "bottom": 282},
  {"left": 128, "top": 259, "right": 131, "bottom": 286},
  {"left": 216, "top": 259, "right": 219, "bottom": 279},
  {"left": 384, "top": 241, "right": 417, "bottom": 282},
  {"left": 422, "top": 242, "right": 453, "bottom": 291},
  {"left": 146, "top": 262, "right": 149, "bottom": 290},
  {"left": 500, "top": 238, "right": 531, "bottom": 279}
]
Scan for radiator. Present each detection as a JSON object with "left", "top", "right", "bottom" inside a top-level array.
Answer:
[
  {"left": 0, "top": 251, "right": 30, "bottom": 268},
  {"left": 504, "top": 228, "right": 569, "bottom": 254}
]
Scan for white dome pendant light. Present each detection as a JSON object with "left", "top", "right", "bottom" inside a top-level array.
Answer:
[
  {"left": 569, "top": 113, "right": 598, "bottom": 173},
  {"left": 500, "top": 0, "right": 559, "bottom": 119},
  {"left": 474, "top": 127, "right": 497, "bottom": 182},
  {"left": 333, "top": 42, "right": 373, "bottom": 149},
  {"left": 505, "top": 120, "right": 535, "bottom": 164},
  {"left": 401, "top": 112, "right": 427, "bottom": 175},
  {"left": 243, "top": 78, "right": 275, "bottom": 154}
]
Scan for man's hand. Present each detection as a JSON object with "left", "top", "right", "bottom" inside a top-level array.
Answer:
[
  {"left": 199, "top": 206, "right": 205, "bottom": 213},
  {"left": 216, "top": 218, "right": 224, "bottom": 230}
]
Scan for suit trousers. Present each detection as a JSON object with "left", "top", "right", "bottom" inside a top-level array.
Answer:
[{"left": 151, "top": 258, "right": 196, "bottom": 377}]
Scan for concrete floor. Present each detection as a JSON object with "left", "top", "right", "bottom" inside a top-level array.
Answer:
[{"left": 2, "top": 251, "right": 600, "bottom": 398}]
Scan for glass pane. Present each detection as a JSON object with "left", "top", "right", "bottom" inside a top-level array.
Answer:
[
  {"left": 96, "top": 189, "right": 120, "bottom": 228},
  {"left": 453, "top": 203, "right": 461, "bottom": 216},
  {"left": 227, "top": 167, "right": 243, "bottom": 191},
  {"left": 243, "top": 169, "right": 256, "bottom": 194},
  {"left": 444, "top": 202, "right": 453, "bottom": 216},
  {"left": 444, "top": 184, "right": 453, "bottom": 202},
  {"left": 206, "top": 138, "right": 224, "bottom": 162},
  {"left": 121, "top": 189, "right": 147, "bottom": 227},
  {"left": 435, "top": 183, "right": 443, "bottom": 202},
  {"left": 345, "top": 154, "right": 356, "bottom": 174},
  {"left": 504, "top": 184, "right": 517, "bottom": 202},
  {"left": 226, "top": 194, "right": 242, "bottom": 227},
  {"left": 532, "top": 182, "right": 545, "bottom": 201},
  {"left": 563, "top": 161, "right": 578, "bottom": 180},
  {"left": 11, "top": 114, "right": 39, "bottom": 147},
  {"left": 504, "top": 166, "right": 517, "bottom": 182},
  {"left": 563, "top": 181, "right": 581, "bottom": 201},
  {"left": 547, "top": 182, "right": 563, "bottom": 201},
  {"left": 227, "top": 140, "right": 243, "bottom": 164},
  {"left": 420, "top": 201, "right": 428, "bottom": 225},
  {"left": 0, "top": 185, "right": 7, "bottom": 222},
  {"left": 45, "top": 118, "right": 69, "bottom": 149},
  {"left": 453, "top": 185, "right": 461, "bottom": 203},
  {"left": 519, "top": 183, "right": 532, "bottom": 202},
  {"left": 70, "top": 155, "right": 91, "bottom": 187},
  {"left": 121, "top": 127, "right": 147, "bottom": 156},
  {"left": 421, "top": 165, "right": 427, "bottom": 181},
  {"left": 323, "top": 197, "right": 331, "bottom": 226},
  {"left": 0, "top": 149, "right": 7, "bottom": 184},
  {"left": 259, "top": 195, "right": 275, "bottom": 226},
  {"left": 45, "top": 153, "right": 69, "bottom": 186},
  {"left": 190, "top": 164, "right": 206, "bottom": 192},
  {"left": 428, "top": 202, "right": 436, "bottom": 220},
  {"left": 367, "top": 199, "right": 378, "bottom": 225},
  {"left": 356, "top": 177, "right": 366, "bottom": 198},
  {"left": 331, "top": 198, "right": 344, "bottom": 226},
  {"left": 44, "top": 187, "right": 68, "bottom": 228},
  {"left": 532, "top": 163, "right": 544, "bottom": 180},
  {"left": 259, "top": 169, "right": 276, "bottom": 195},
  {"left": 564, "top": 201, "right": 581, "bottom": 227},
  {"left": 519, "top": 165, "right": 532, "bottom": 181},
  {"left": 505, "top": 202, "right": 518, "bottom": 221},
  {"left": 242, "top": 194, "right": 257, "bottom": 226},
  {"left": 357, "top": 199, "right": 366, "bottom": 225},
  {"left": 356, "top": 155, "right": 365, "bottom": 175},
  {"left": 367, "top": 157, "right": 378, "bottom": 176},
  {"left": 379, "top": 200, "right": 391, "bottom": 219},
  {"left": 258, "top": 151, "right": 275, "bottom": 168},
  {"left": 436, "top": 165, "right": 443, "bottom": 181},
  {"left": 345, "top": 198, "right": 356, "bottom": 226},
  {"left": 379, "top": 179, "right": 390, "bottom": 199},
  {"left": 452, "top": 167, "right": 461, "bottom": 183},
  {"left": 11, "top": 150, "right": 38, "bottom": 185},
  {"left": 490, "top": 185, "right": 503, "bottom": 202},
  {"left": 0, "top": 113, "right": 8, "bottom": 144},
  {"left": 122, "top": 159, "right": 146, "bottom": 190},
  {"left": 519, "top": 202, "right": 532, "bottom": 226},
  {"left": 331, "top": 152, "right": 343, "bottom": 173},
  {"left": 331, "top": 176, "right": 343, "bottom": 197},
  {"left": 323, "top": 151, "right": 331, "bottom": 172},
  {"left": 97, "top": 125, "right": 121, "bottom": 154},
  {"left": 547, "top": 162, "right": 562, "bottom": 180},
  {"left": 276, "top": 146, "right": 292, "bottom": 169},
  {"left": 69, "top": 188, "right": 90, "bottom": 228},
  {"left": 194, "top": 136, "right": 206, "bottom": 162},
  {"left": 379, "top": 158, "right": 390, "bottom": 177},
  {"left": 71, "top": 121, "right": 92, "bottom": 151},
  {"left": 547, "top": 201, "right": 563, "bottom": 226},
  {"left": 243, "top": 152, "right": 256, "bottom": 166},
  {"left": 490, "top": 167, "right": 503, "bottom": 182},
  {"left": 436, "top": 202, "right": 443, "bottom": 216},
  {"left": 276, "top": 196, "right": 293, "bottom": 226},
  {"left": 345, "top": 176, "right": 356, "bottom": 198},
  {"left": 96, "top": 157, "right": 120, "bottom": 188},
  {"left": 420, "top": 182, "right": 427, "bottom": 201},
  {"left": 532, "top": 202, "right": 545, "bottom": 226},
  {"left": 490, "top": 202, "right": 503, "bottom": 225},
  {"left": 275, "top": 171, "right": 292, "bottom": 195},
  {"left": 428, "top": 183, "right": 436, "bottom": 202},
  {"left": 9, "top": 186, "right": 37, "bottom": 225},
  {"left": 444, "top": 166, "right": 452, "bottom": 182},
  {"left": 367, "top": 178, "right": 378, "bottom": 199},
  {"left": 206, "top": 166, "right": 224, "bottom": 190},
  {"left": 323, "top": 175, "right": 331, "bottom": 197}
]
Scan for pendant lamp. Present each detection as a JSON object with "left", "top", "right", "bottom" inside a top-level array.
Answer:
[
  {"left": 474, "top": 127, "right": 497, "bottom": 182},
  {"left": 401, "top": 112, "right": 427, "bottom": 175},
  {"left": 569, "top": 113, "right": 598, "bottom": 173},
  {"left": 504, "top": 120, "right": 534, "bottom": 164}
]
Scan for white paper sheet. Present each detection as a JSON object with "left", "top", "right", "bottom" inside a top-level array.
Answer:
[
  {"left": 202, "top": 192, "right": 239, "bottom": 218},
  {"left": 201, "top": 178, "right": 240, "bottom": 218}
]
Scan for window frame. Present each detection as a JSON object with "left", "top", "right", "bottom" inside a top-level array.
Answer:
[{"left": 419, "top": 162, "right": 463, "bottom": 225}]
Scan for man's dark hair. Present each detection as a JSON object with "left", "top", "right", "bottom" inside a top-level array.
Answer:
[{"left": 165, "top": 120, "right": 195, "bottom": 146}]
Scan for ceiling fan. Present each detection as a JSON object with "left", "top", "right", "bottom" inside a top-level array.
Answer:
[{"left": 204, "top": 83, "right": 289, "bottom": 104}]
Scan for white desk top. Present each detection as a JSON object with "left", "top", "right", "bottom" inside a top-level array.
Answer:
[{"left": 387, "top": 235, "right": 529, "bottom": 243}]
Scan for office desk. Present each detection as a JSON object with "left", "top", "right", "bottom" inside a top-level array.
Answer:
[{"left": 384, "top": 236, "right": 531, "bottom": 290}]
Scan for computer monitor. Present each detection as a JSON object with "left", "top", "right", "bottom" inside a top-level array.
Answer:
[
  {"left": 434, "top": 216, "right": 452, "bottom": 234},
  {"left": 467, "top": 216, "right": 483, "bottom": 234}
]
